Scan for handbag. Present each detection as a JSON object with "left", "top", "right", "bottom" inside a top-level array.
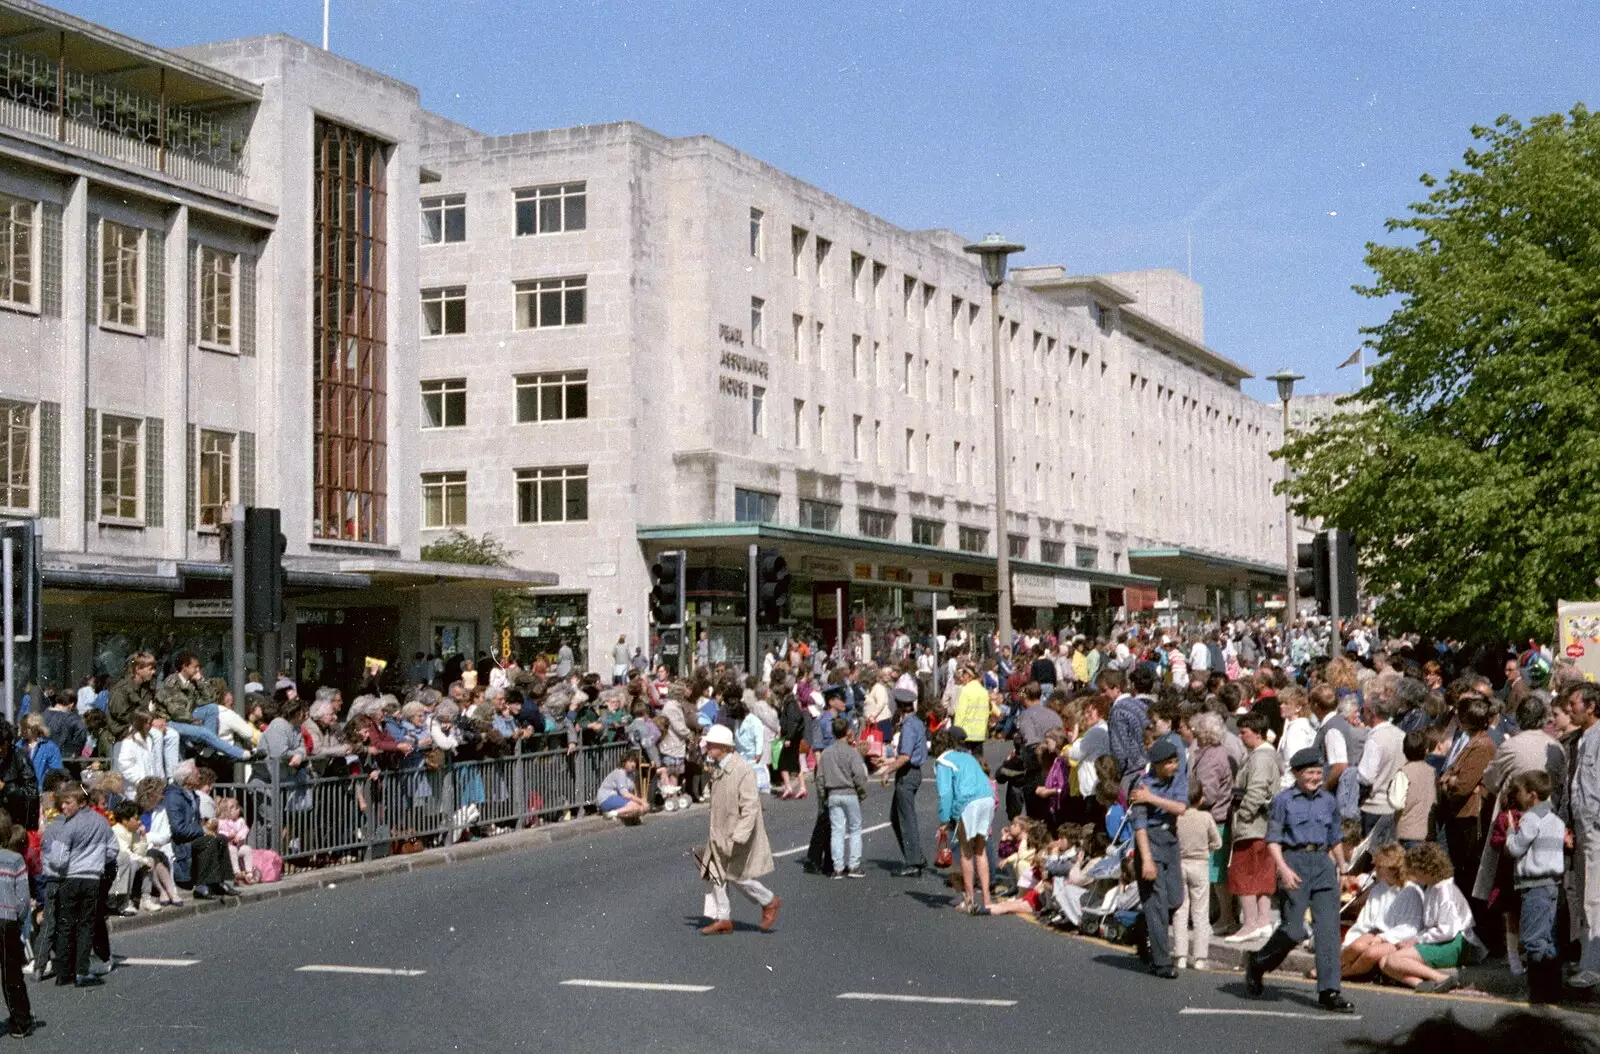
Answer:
[{"left": 934, "top": 827, "right": 954, "bottom": 869}]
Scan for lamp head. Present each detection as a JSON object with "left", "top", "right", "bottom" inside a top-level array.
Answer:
[
  {"left": 963, "top": 232, "right": 1025, "bottom": 288},
  {"left": 1265, "top": 368, "right": 1304, "bottom": 404}
]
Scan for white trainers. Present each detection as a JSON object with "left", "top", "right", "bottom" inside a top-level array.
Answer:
[
  {"left": 88, "top": 957, "right": 112, "bottom": 977},
  {"left": 1192, "top": 959, "right": 1208, "bottom": 971},
  {"left": 1175, "top": 957, "right": 1188, "bottom": 970}
]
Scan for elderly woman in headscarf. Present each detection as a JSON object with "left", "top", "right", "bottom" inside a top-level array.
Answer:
[{"left": 303, "top": 692, "right": 349, "bottom": 764}]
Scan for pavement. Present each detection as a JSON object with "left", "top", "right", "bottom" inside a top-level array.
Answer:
[{"left": 25, "top": 785, "right": 1561, "bottom": 1053}]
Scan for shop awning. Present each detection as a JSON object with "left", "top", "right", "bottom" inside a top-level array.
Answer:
[
  {"left": 1127, "top": 546, "right": 1285, "bottom": 589},
  {"left": 334, "top": 557, "right": 558, "bottom": 589}
]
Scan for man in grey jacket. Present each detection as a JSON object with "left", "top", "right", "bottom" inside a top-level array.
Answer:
[
  {"left": 819, "top": 717, "right": 869, "bottom": 879},
  {"left": 41, "top": 784, "right": 117, "bottom": 988}
]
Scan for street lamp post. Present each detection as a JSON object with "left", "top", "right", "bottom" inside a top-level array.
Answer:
[
  {"left": 964, "top": 233, "right": 1025, "bottom": 658},
  {"left": 1266, "top": 369, "right": 1303, "bottom": 630}
]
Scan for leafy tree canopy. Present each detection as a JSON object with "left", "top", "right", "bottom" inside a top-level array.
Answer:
[
  {"left": 1282, "top": 107, "right": 1600, "bottom": 643},
  {"left": 419, "top": 531, "right": 515, "bottom": 567}
]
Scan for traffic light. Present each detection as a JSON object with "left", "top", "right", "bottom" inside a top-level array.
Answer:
[
  {"left": 243, "top": 507, "right": 286, "bottom": 632},
  {"left": 649, "top": 552, "right": 683, "bottom": 626},
  {"left": 0, "top": 520, "right": 36, "bottom": 642},
  {"left": 1329, "top": 529, "right": 1358, "bottom": 617},
  {"left": 755, "top": 548, "right": 790, "bottom": 627},
  {"left": 1295, "top": 533, "right": 1329, "bottom": 612}
]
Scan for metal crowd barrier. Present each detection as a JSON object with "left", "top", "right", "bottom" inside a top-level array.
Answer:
[{"left": 212, "top": 741, "right": 631, "bottom": 868}]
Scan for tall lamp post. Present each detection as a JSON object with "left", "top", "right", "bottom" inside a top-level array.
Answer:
[
  {"left": 1266, "top": 369, "right": 1303, "bottom": 630},
  {"left": 964, "top": 232, "right": 1025, "bottom": 657}
]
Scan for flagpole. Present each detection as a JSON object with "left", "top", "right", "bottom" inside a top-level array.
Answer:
[{"left": 322, "top": 0, "right": 329, "bottom": 49}]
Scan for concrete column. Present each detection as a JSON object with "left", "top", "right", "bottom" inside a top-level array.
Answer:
[{"left": 62, "top": 175, "right": 88, "bottom": 554}]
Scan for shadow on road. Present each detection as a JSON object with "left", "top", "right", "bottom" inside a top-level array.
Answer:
[{"left": 903, "top": 890, "right": 960, "bottom": 911}]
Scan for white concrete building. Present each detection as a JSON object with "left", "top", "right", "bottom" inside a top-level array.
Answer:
[
  {"left": 0, "top": 2, "right": 548, "bottom": 692},
  {"left": 415, "top": 123, "right": 1287, "bottom": 671}
]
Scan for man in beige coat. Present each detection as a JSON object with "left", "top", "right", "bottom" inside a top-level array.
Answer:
[{"left": 699, "top": 725, "right": 781, "bottom": 935}]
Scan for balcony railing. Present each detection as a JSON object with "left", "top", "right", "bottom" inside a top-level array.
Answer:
[{"left": 0, "top": 47, "right": 249, "bottom": 198}]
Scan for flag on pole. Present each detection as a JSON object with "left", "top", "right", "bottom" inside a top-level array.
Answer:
[{"left": 1337, "top": 348, "right": 1362, "bottom": 369}]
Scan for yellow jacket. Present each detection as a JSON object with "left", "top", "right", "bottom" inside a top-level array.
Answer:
[{"left": 955, "top": 682, "right": 991, "bottom": 743}]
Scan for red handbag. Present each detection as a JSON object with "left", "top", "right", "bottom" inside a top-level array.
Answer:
[{"left": 934, "top": 827, "right": 954, "bottom": 869}]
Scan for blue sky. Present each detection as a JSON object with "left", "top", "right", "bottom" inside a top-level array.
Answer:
[{"left": 62, "top": 0, "right": 1597, "bottom": 401}]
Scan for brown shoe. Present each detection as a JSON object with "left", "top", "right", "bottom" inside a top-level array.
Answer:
[
  {"left": 760, "top": 896, "right": 782, "bottom": 931},
  {"left": 699, "top": 919, "right": 734, "bottom": 936}
]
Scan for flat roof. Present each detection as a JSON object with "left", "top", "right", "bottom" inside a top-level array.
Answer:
[
  {"left": 0, "top": 0, "right": 261, "bottom": 107},
  {"left": 638, "top": 523, "right": 1159, "bottom": 589}
]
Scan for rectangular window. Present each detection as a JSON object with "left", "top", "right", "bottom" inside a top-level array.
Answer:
[
  {"left": 903, "top": 275, "right": 916, "bottom": 319},
  {"left": 514, "top": 275, "right": 586, "bottom": 328},
  {"left": 421, "top": 194, "right": 466, "bottom": 245},
  {"left": 902, "top": 353, "right": 912, "bottom": 393},
  {"left": 514, "top": 182, "right": 586, "bottom": 236},
  {"left": 950, "top": 296, "right": 963, "bottom": 340},
  {"left": 735, "top": 487, "right": 779, "bottom": 524},
  {"left": 750, "top": 297, "right": 765, "bottom": 348},
  {"left": 197, "top": 429, "right": 234, "bottom": 528},
  {"left": 749, "top": 208, "right": 764, "bottom": 258},
  {"left": 953, "top": 440, "right": 963, "bottom": 483},
  {"left": 751, "top": 386, "right": 765, "bottom": 436},
  {"left": 1075, "top": 545, "right": 1100, "bottom": 569},
  {"left": 421, "top": 470, "right": 467, "bottom": 529},
  {"left": 912, "top": 518, "right": 943, "bottom": 547},
  {"left": 312, "top": 118, "right": 387, "bottom": 544},
  {"left": 792, "top": 313, "right": 804, "bottom": 363},
  {"left": 1094, "top": 303, "right": 1113, "bottom": 335},
  {"left": 1040, "top": 540, "right": 1066, "bottom": 565},
  {"left": 422, "top": 285, "right": 467, "bottom": 336},
  {"left": 814, "top": 320, "right": 825, "bottom": 369},
  {"left": 1008, "top": 534, "right": 1029, "bottom": 560},
  {"left": 815, "top": 236, "right": 831, "bottom": 283},
  {"left": 99, "top": 413, "right": 140, "bottom": 522},
  {"left": 953, "top": 369, "right": 963, "bottom": 411},
  {"left": 793, "top": 399, "right": 806, "bottom": 448},
  {"left": 0, "top": 400, "right": 32, "bottom": 513},
  {"left": 872, "top": 261, "right": 886, "bottom": 307},
  {"left": 871, "top": 341, "right": 881, "bottom": 385},
  {"left": 958, "top": 526, "right": 988, "bottom": 554},
  {"left": 197, "top": 245, "right": 237, "bottom": 348},
  {"left": 515, "top": 370, "right": 588, "bottom": 423},
  {"left": 858, "top": 507, "right": 896, "bottom": 540},
  {"left": 921, "top": 283, "right": 935, "bottom": 328},
  {"left": 515, "top": 465, "right": 588, "bottom": 523},
  {"left": 873, "top": 419, "right": 882, "bottom": 464},
  {"left": 0, "top": 194, "right": 35, "bottom": 309},
  {"left": 904, "top": 428, "right": 916, "bottom": 472},
  {"left": 791, "top": 226, "right": 807, "bottom": 277},
  {"left": 798, "top": 499, "right": 840, "bottom": 531},
  {"left": 851, "top": 334, "right": 862, "bottom": 379},
  {"left": 851, "top": 414, "right": 862, "bottom": 459},
  {"left": 421, "top": 378, "right": 467, "bottom": 429},
  {"left": 850, "top": 252, "right": 865, "bottom": 301},
  {"left": 100, "top": 220, "right": 142, "bottom": 330}
]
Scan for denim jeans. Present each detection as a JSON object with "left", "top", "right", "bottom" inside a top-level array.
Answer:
[
  {"left": 170, "top": 720, "right": 250, "bottom": 761},
  {"left": 192, "top": 703, "right": 220, "bottom": 735},
  {"left": 1522, "top": 883, "right": 1559, "bottom": 964},
  {"left": 828, "top": 792, "right": 862, "bottom": 871}
]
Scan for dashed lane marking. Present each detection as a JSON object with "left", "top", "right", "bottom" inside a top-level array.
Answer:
[
  {"left": 119, "top": 957, "right": 200, "bottom": 967},
  {"left": 837, "top": 992, "right": 1016, "bottom": 1007},
  {"left": 774, "top": 821, "right": 892, "bottom": 858},
  {"left": 1178, "top": 1009, "right": 1362, "bottom": 1021},
  {"left": 296, "top": 965, "right": 427, "bottom": 977},
  {"left": 561, "top": 979, "right": 715, "bottom": 993}
]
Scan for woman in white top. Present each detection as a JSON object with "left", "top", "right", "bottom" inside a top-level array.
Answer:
[
  {"left": 1068, "top": 698, "right": 1110, "bottom": 799},
  {"left": 1377, "top": 842, "right": 1481, "bottom": 993},
  {"left": 1341, "top": 843, "right": 1424, "bottom": 979},
  {"left": 115, "top": 711, "right": 174, "bottom": 787},
  {"left": 1275, "top": 687, "right": 1317, "bottom": 789}
]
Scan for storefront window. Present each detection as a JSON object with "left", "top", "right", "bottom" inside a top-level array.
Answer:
[{"left": 511, "top": 593, "right": 588, "bottom": 668}]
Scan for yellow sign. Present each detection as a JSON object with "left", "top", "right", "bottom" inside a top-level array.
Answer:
[{"left": 501, "top": 625, "right": 512, "bottom": 656}]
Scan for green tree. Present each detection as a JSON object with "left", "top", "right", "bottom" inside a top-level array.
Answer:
[
  {"left": 1282, "top": 107, "right": 1600, "bottom": 642},
  {"left": 419, "top": 530, "right": 515, "bottom": 566}
]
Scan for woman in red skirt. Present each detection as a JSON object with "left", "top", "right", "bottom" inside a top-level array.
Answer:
[{"left": 1226, "top": 712, "right": 1284, "bottom": 943}]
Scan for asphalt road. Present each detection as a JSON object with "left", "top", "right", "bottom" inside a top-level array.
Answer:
[{"left": 23, "top": 785, "right": 1539, "bottom": 1053}]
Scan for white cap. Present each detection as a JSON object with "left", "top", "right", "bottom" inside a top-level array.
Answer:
[{"left": 702, "top": 725, "right": 736, "bottom": 748}]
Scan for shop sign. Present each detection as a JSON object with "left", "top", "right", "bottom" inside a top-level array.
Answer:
[
  {"left": 801, "top": 556, "right": 843, "bottom": 576},
  {"left": 926, "top": 571, "right": 944, "bottom": 588},
  {"left": 790, "top": 593, "right": 814, "bottom": 618},
  {"left": 853, "top": 563, "right": 874, "bottom": 580},
  {"left": 878, "top": 566, "right": 912, "bottom": 584},
  {"left": 1011, "top": 571, "right": 1056, "bottom": 607},
  {"left": 173, "top": 598, "right": 232, "bottom": 619},
  {"left": 1055, "top": 578, "right": 1092, "bottom": 607},
  {"left": 295, "top": 608, "right": 347, "bottom": 625}
]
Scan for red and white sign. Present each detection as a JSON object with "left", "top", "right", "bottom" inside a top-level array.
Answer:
[{"left": 1568, "top": 643, "right": 1586, "bottom": 659}]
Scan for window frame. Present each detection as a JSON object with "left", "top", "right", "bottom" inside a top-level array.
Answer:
[
  {"left": 797, "top": 499, "right": 840, "bottom": 532},
  {"left": 734, "top": 487, "right": 779, "bottom": 524},
  {"left": 514, "top": 370, "right": 588, "bottom": 424},
  {"left": 750, "top": 297, "right": 765, "bottom": 348},
  {"left": 421, "top": 285, "right": 467, "bottom": 338},
  {"left": 99, "top": 219, "right": 144, "bottom": 334},
  {"left": 514, "top": 182, "right": 587, "bottom": 237},
  {"left": 515, "top": 465, "right": 589, "bottom": 524},
  {"left": 197, "top": 244, "right": 238, "bottom": 352},
  {"left": 958, "top": 526, "right": 989, "bottom": 554},
  {"left": 0, "top": 193, "right": 37, "bottom": 313},
  {"left": 0, "top": 398, "right": 35, "bottom": 516},
  {"left": 98, "top": 412, "right": 141, "bottom": 525},
  {"left": 858, "top": 507, "right": 896, "bottom": 540},
  {"left": 1040, "top": 540, "right": 1067, "bottom": 565},
  {"left": 421, "top": 470, "right": 468, "bottom": 530},
  {"left": 911, "top": 518, "right": 943, "bottom": 548},
  {"left": 420, "top": 194, "right": 466, "bottom": 246},
  {"left": 749, "top": 207, "right": 764, "bottom": 259},
  {"left": 420, "top": 378, "right": 468, "bottom": 430},
  {"left": 513, "top": 275, "right": 586, "bottom": 329},
  {"left": 195, "top": 428, "right": 235, "bottom": 531},
  {"left": 751, "top": 385, "right": 765, "bottom": 437}
]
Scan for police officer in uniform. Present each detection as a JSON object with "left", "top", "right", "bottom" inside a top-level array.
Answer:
[
  {"left": 1131, "top": 738, "right": 1187, "bottom": 978},
  {"left": 1245, "top": 747, "right": 1356, "bottom": 1013},
  {"left": 878, "top": 688, "right": 928, "bottom": 876}
]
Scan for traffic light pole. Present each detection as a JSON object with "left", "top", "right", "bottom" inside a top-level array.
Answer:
[
  {"left": 675, "top": 551, "right": 687, "bottom": 677},
  {"left": 747, "top": 543, "right": 758, "bottom": 677},
  {"left": 231, "top": 503, "right": 246, "bottom": 716},
  {"left": 1327, "top": 528, "right": 1343, "bottom": 659}
]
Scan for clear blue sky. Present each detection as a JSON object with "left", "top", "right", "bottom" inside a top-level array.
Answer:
[{"left": 61, "top": 0, "right": 1597, "bottom": 401}]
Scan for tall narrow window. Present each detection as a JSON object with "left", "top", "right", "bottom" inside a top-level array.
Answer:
[
  {"left": 421, "top": 471, "right": 467, "bottom": 528},
  {"left": 751, "top": 386, "right": 765, "bottom": 436},
  {"left": 814, "top": 320, "right": 825, "bottom": 369},
  {"left": 420, "top": 194, "right": 465, "bottom": 244},
  {"left": 791, "top": 226, "right": 807, "bottom": 277},
  {"left": 851, "top": 334, "right": 862, "bottom": 379},
  {"left": 312, "top": 118, "right": 387, "bottom": 543},
  {"left": 871, "top": 261, "right": 886, "bottom": 307},
  {"left": 0, "top": 400, "right": 31, "bottom": 513},
  {"left": 421, "top": 379, "right": 467, "bottom": 429},
  {"left": 514, "top": 276, "right": 585, "bottom": 328},
  {"left": 816, "top": 404, "right": 827, "bottom": 452},
  {"left": 750, "top": 297, "right": 765, "bottom": 348},
  {"left": 0, "top": 194, "right": 35, "bottom": 309},
  {"left": 198, "top": 245, "right": 237, "bottom": 349},
  {"left": 749, "top": 208, "right": 764, "bottom": 258},
  {"left": 851, "top": 414, "right": 862, "bottom": 459},
  {"left": 515, "top": 183, "right": 586, "bottom": 236},
  {"left": 422, "top": 286, "right": 467, "bottom": 336},
  {"left": 100, "top": 220, "right": 142, "bottom": 330},
  {"left": 850, "top": 252, "right": 864, "bottom": 301},
  {"left": 197, "top": 429, "right": 234, "bottom": 528},
  {"left": 815, "top": 236, "right": 831, "bottom": 283},
  {"left": 99, "top": 414, "right": 140, "bottom": 522},
  {"left": 515, "top": 465, "right": 588, "bottom": 523},
  {"left": 792, "top": 314, "right": 804, "bottom": 363},
  {"left": 793, "top": 399, "right": 806, "bottom": 448}
]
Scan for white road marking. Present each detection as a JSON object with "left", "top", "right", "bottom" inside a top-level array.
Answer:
[
  {"left": 1179, "top": 1009, "right": 1362, "bottom": 1021},
  {"left": 295, "top": 965, "right": 427, "bottom": 977},
  {"left": 774, "top": 821, "right": 892, "bottom": 858},
  {"left": 561, "top": 979, "right": 714, "bottom": 993},
  {"left": 837, "top": 992, "right": 1016, "bottom": 1007},
  {"left": 119, "top": 957, "right": 200, "bottom": 967}
]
